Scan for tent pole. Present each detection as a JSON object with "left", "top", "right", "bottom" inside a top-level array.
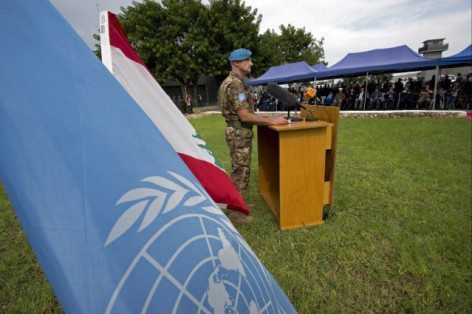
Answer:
[
  {"left": 432, "top": 65, "right": 439, "bottom": 110},
  {"left": 275, "top": 81, "right": 278, "bottom": 112},
  {"left": 364, "top": 72, "right": 368, "bottom": 110},
  {"left": 313, "top": 77, "right": 317, "bottom": 103}
]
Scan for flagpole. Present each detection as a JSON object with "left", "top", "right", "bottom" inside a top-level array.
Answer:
[{"left": 432, "top": 65, "right": 439, "bottom": 110}]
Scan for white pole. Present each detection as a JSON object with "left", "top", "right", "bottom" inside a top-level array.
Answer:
[
  {"left": 432, "top": 65, "right": 439, "bottom": 110},
  {"left": 313, "top": 76, "right": 317, "bottom": 105},
  {"left": 275, "top": 81, "right": 278, "bottom": 112}
]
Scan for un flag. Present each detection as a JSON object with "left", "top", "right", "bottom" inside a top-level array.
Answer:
[{"left": 0, "top": 1, "right": 295, "bottom": 313}]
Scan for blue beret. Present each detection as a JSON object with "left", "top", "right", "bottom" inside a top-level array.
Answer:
[{"left": 228, "top": 48, "right": 252, "bottom": 61}]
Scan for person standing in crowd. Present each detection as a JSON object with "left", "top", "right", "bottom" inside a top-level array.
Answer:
[
  {"left": 457, "top": 73, "right": 472, "bottom": 109},
  {"left": 346, "top": 87, "right": 357, "bottom": 110},
  {"left": 184, "top": 92, "right": 191, "bottom": 114},
  {"left": 441, "top": 74, "right": 453, "bottom": 109},
  {"left": 385, "top": 86, "right": 395, "bottom": 110},
  {"left": 410, "top": 79, "right": 421, "bottom": 109},
  {"left": 394, "top": 78, "right": 404, "bottom": 109},
  {"left": 218, "top": 48, "right": 287, "bottom": 224}
]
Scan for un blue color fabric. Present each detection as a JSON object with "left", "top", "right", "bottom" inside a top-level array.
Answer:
[
  {"left": 0, "top": 2, "right": 296, "bottom": 313},
  {"left": 311, "top": 63, "right": 328, "bottom": 72},
  {"left": 439, "top": 44, "right": 472, "bottom": 67},
  {"left": 249, "top": 46, "right": 438, "bottom": 85},
  {"left": 247, "top": 61, "right": 318, "bottom": 86},
  {"left": 228, "top": 48, "right": 252, "bottom": 61},
  {"left": 315, "top": 45, "right": 437, "bottom": 79}
]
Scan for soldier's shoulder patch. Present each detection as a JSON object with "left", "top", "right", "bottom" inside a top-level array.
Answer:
[{"left": 238, "top": 93, "right": 246, "bottom": 101}]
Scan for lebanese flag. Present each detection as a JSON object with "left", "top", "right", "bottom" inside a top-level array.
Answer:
[{"left": 99, "top": 11, "right": 248, "bottom": 214}]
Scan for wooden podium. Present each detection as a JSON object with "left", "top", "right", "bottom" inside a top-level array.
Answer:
[{"left": 257, "top": 106, "right": 339, "bottom": 230}]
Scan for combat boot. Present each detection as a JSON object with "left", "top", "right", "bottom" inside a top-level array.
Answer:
[{"left": 228, "top": 210, "right": 254, "bottom": 225}]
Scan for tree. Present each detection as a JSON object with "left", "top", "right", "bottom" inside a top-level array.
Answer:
[
  {"left": 207, "top": 0, "right": 261, "bottom": 82},
  {"left": 254, "top": 29, "right": 282, "bottom": 77},
  {"left": 279, "top": 24, "right": 324, "bottom": 65},
  {"left": 255, "top": 24, "right": 325, "bottom": 77}
]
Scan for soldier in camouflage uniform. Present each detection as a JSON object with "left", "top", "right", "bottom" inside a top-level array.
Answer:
[{"left": 218, "top": 48, "right": 288, "bottom": 224}]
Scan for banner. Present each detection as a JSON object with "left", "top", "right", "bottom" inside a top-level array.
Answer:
[
  {"left": 99, "top": 10, "right": 248, "bottom": 214},
  {"left": 0, "top": 1, "right": 295, "bottom": 313}
]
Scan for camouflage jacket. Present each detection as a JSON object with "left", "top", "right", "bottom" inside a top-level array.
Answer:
[{"left": 218, "top": 71, "right": 254, "bottom": 123}]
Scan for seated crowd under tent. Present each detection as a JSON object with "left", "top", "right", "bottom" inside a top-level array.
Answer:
[{"left": 254, "top": 72, "right": 472, "bottom": 111}]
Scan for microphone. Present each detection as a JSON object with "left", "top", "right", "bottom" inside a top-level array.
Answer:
[
  {"left": 266, "top": 83, "right": 303, "bottom": 121},
  {"left": 266, "top": 83, "right": 297, "bottom": 107}
]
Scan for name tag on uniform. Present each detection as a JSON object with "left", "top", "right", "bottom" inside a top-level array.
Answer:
[{"left": 238, "top": 93, "right": 246, "bottom": 101}]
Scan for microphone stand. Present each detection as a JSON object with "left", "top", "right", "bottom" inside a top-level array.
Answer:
[
  {"left": 299, "top": 103, "right": 317, "bottom": 122},
  {"left": 286, "top": 102, "right": 303, "bottom": 122}
]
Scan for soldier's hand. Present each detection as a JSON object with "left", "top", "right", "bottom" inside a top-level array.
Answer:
[{"left": 271, "top": 116, "right": 288, "bottom": 125}]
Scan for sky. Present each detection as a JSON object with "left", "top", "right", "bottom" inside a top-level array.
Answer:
[{"left": 51, "top": 0, "right": 471, "bottom": 66}]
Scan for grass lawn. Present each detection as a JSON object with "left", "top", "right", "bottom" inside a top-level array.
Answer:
[{"left": 1, "top": 116, "right": 471, "bottom": 312}]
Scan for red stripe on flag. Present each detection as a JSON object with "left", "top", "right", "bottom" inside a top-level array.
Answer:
[
  {"left": 179, "top": 153, "right": 249, "bottom": 215},
  {"left": 106, "top": 12, "right": 146, "bottom": 67}
]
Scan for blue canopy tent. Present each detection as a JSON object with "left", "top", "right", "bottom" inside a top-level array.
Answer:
[
  {"left": 315, "top": 45, "right": 437, "bottom": 79},
  {"left": 430, "top": 45, "right": 472, "bottom": 108},
  {"left": 247, "top": 61, "right": 318, "bottom": 86},
  {"left": 438, "top": 44, "right": 472, "bottom": 67},
  {"left": 314, "top": 45, "right": 437, "bottom": 109},
  {"left": 311, "top": 63, "right": 328, "bottom": 72}
]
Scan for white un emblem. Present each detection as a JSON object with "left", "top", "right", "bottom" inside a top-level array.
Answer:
[{"left": 104, "top": 171, "right": 288, "bottom": 313}]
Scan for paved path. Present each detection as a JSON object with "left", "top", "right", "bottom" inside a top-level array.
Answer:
[{"left": 187, "top": 110, "right": 468, "bottom": 120}]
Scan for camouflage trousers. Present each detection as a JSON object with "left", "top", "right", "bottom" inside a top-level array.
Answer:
[{"left": 225, "top": 126, "right": 253, "bottom": 192}]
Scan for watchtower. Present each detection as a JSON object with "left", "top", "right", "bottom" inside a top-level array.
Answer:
[{"left": 418, "top": 38, "right": 449, "bottom": 59}]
